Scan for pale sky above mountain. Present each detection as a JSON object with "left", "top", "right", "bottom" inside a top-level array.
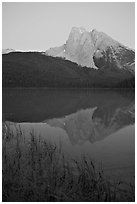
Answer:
[{"left": 2, "top": 2, "right": 135, "bottom": 51}]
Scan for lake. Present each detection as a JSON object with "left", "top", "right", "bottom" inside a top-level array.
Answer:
[{"left": 3, "top": 88, "right": 135, "bottom": 184}]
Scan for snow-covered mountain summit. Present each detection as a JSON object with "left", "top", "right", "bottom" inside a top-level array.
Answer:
[
  {"left": 2, "top": 48, "right": 15, "bottom": 54},
  {"left": 46, "top": 27, "right": 135, "bottom": 72}
]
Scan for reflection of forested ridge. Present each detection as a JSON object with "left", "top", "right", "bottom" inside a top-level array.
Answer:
[
  {"left": 46, "top": 101, "right": 135, "bottom": 145},
  {"left": 3, "top": 89, "right": 134, "bottom": 122}
]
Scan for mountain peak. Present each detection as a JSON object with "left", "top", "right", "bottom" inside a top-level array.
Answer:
[
  {"left": 70, "top": 26, "right": 86, "bottom": 34},
  {"left": 46, "top": 26, "right": 135, "bottom": 72},
  {"left": 67, "top": 26, "right": 87, "bottom": 44}
]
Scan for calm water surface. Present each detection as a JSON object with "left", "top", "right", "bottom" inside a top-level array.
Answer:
[{"left": 3, "top": 88, "right": 135, "bottom": 182}]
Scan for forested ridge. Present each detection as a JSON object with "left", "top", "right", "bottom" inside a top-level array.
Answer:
[{"left": 2, "top": 52, "right": 135, "bottom": 88}]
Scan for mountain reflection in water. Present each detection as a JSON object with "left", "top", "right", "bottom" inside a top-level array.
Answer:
[
  {"left": 46, "top": 103, "right": 134, "bottom": 145},
  {"left": 44, "top": 91, "right": 134, "bottom": 145},
  {"left": 3, "top": 89, "right": 135, "bottom": 182},
  {"left": 3, "top": 89, "right": 135, "bottom": 145},
  {"left": 3, "top": 89, "right": 134, "bottom": 122}
]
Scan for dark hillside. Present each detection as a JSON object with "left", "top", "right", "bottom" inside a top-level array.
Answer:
[{"left": 2, "top": 52, "right": 134, "bottom": 88}]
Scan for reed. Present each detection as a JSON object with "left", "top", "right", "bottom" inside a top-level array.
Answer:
[{"left": 2, "top": 123, "right": 135, "bottom": 202}]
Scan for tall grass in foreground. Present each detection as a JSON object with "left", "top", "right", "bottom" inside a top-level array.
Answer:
[{"left": 2, "top": 123, "right": 135, "bottom": 202}]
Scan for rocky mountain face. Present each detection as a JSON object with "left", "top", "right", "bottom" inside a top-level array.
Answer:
[{"left": 46, "top": 27, "right": 135, "bottom": 72}]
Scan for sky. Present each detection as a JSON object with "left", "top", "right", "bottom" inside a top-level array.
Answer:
[{"left": 2, "top": 2, "right": 135, "bottom": 51}]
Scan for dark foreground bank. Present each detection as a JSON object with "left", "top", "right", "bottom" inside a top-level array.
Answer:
[{"left": 2, "top": 124, "right": 135, "bottom": 202}]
